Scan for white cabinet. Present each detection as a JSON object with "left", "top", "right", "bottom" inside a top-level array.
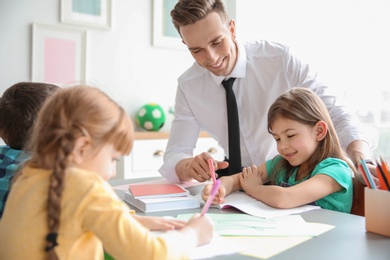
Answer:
[
  {"left": 194, "top": 137, "right": 225, "bottom": 160},
  {"left": 114, "top": 132, "right": 224, "bottom": 180},
  {"left": 126, "top": 139, "right": 167, "bottom": 179}
]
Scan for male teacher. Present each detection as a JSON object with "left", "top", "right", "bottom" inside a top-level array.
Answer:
[{"left": 158, "top": 0, "right": 375, "bottom": 184}]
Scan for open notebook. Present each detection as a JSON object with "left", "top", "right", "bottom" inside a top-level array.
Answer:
[{"left": 204, "top": 191, "right": 320, "bottom": 219}]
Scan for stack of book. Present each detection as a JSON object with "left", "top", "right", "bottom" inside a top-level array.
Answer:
[{"left": 123, "top": 183, "right": 200, "bottom": 212}]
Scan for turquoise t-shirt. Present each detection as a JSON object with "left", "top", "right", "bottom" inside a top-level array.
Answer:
[{"left": 265, "top": 156, "right": 353, "bottom": 213}]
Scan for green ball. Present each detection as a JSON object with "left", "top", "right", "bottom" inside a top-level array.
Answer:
[{"left": 136, "top": 103, "right": 166, "bottom": 131}]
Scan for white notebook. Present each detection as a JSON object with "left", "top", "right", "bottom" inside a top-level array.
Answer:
[
  {"left": 208, "top": 191, "right": 320, "bottom": 219},
  {"left": 124, "top": 190, "right": 200, "bottom": 213}
]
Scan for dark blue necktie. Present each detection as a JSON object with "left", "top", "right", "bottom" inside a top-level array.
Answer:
[{"left": 222, "top": 78, "right": 242, "bottom": 175}]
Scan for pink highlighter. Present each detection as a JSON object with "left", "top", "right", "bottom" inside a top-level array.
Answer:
[
  {"left": 208, "top": 158, "right": 217, "bottom": 184},
  {"left": 201, "top": 179, "right": 221, "bottom": 216}
]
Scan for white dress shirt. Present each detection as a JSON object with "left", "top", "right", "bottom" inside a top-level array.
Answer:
[{"left": 159, "top": 40, "right": 369, "bottom": 183}]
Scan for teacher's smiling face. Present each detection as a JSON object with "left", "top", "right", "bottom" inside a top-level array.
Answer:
[{"left": 180, "top": 12, "right": 238, "bottom": 77}]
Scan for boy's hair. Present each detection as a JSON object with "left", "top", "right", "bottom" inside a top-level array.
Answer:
[
  {"left": 25, "top": 85, "right": 133, "bottom": 259},
  {"left": 0, "top": 82, "right": 59, "bottom": 150},
  {"left": 267, "top": 87, "right": 355, "bottom": 181},
  {"left": 171, "top": 0, "right": 229, "bottom": 35}
]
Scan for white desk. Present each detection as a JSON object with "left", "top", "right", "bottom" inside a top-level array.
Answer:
[{"left": 109, "top": 178, "right": 390, "bottom": 260}]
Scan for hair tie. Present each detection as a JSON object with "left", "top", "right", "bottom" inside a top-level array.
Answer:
[{"left": 45, "top": 232, "right": 58, "bottom": 252}]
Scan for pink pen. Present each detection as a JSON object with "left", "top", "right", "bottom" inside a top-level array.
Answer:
[
  {"left": 208, "top": 158, "right": 217, "bottom": 183},
  {"left": 201, "top": 180, "right": 221, "bottom": 216}
]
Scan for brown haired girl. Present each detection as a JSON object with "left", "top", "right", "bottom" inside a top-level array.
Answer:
[{"left": 202, "top": 87, "right": 354, "bottom": 213}]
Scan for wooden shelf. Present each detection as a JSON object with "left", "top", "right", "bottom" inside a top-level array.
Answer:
[{"left": 134, "top": 131, "right": 210, "bottom": 140}]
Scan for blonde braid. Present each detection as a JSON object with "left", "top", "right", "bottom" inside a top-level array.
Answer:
[
  {"left": 26, "top": 85, "right": 134, "bottom": 258},
  {"left": 45, "top": 131, "right": 76, "bottom": 259}
]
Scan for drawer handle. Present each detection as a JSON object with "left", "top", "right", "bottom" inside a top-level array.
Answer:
[
  {"left": 208, "top": 147, "right": 217, "bottom": 154},
  {"left": 153, "top": 150, "right": 165, "bottom": 157}
]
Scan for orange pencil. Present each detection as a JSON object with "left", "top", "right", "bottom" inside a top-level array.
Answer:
[
  {"left": 376, "top": 159, "right": 390, "bottom": 191},
  {"left": 380, "top": 157, "right": 390, "bottom": 190}
]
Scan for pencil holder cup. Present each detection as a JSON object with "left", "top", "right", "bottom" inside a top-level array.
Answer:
[{"left": 364, "top": 188, "right": 390, "bottom": 237}]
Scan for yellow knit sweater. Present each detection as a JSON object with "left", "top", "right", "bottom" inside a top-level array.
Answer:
[{"left": 0, "top": 166, "right": 190, "bottom": 260}]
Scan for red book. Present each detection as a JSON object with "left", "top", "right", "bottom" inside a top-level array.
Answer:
[{"left": 128, "top": 184, "right": 190, "bottom": 199}]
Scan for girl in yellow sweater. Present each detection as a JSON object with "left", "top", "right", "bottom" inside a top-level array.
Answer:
[{"left": 0, "top": 85, "right": 213, "bottom": 260}]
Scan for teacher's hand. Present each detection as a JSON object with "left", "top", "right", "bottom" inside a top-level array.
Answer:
[{"left": 176, "top": 153, "right": 228, "bottom": 182}]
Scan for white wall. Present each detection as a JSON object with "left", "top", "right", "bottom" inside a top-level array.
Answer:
[
  {"left": 1, "top": 0, "right": 389, "bottom": 133},
  {"left": 0, "top": 0, "right": 194, "bottom": 131},
  {"left": 235, "top": 0, "right": 389, "bottom": 159},
  {"left": 235, "top": 0, "right": 390, "bottom": 113}
]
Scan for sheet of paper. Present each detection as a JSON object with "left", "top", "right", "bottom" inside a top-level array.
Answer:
[
  {"left": 226, "top": 223, "right": 334, "bottom": 259},
  {"left": 189, "top": 232, "right": 246, "bottom": 260},
  {"left": 177, "top": 213, "right": 332, "bottom": 237},
  {"left": 153, "top": 230, "right": 245, "bottom": 259},
  {"left": 155, "top": 209, "right": 334, "bottom": 260}
]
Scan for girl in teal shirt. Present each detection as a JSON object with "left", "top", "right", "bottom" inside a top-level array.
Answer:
[{"left": 203, "top": 87, "right": 354, "bottom": 213}]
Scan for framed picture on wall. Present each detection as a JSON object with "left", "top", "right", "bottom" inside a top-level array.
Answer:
[
  {"left": 31, "top": 23, "right": 87, "bottom": 86},
  {"left": 152, "top": 0, "right": 236, "bottom": 50},
  {"left": 61, "top": 0, "right": 112, "bottom": 29},
  {"left": 152, "top": 0, "right": 185, "bottom": 50}
]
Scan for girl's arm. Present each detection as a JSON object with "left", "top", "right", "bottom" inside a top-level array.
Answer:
[
  {"left": 237, "top": 163, "right": 269, "bottom": 187},
  {"left": 85, "top": 185, "right": 213, "bottom": 259},
  {"left": 201, "top": 172, "right": 242, "bottom": 204},
  {"left": 132, "top": 215, "right": 186, "bottom": 231},
  {"left": 241, "top": 173, "right": 342, "bottom": 208},
  {"left": 202, "top": 162, "right": 270, "bottom": 204}
]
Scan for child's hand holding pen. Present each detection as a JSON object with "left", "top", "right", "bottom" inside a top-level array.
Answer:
[
  {"left": 202, "top": 183, "right": 226, "bottom": 205},
  {"left": 203, "top": 158, "right": 247, "bottom": 205},
  {"left": 183, "top": 213, "right": 214, "bottom": 246},
  {"left": 201, "top": 159, "right": 225, "bottom": 205}
]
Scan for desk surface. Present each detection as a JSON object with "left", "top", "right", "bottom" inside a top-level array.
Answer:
[{"left": 109, "top": 178, "right": 390, "bottom": 260}]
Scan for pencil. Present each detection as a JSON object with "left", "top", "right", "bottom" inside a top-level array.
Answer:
[
  {"left": 376, "top": 159, "right": 390, "bottom": 191},
  {"left": 357, "top": 162, "right": 371, "bottom": 188},
  {"left": 380, "top": 157, "right": 390, "bottom": 190}
]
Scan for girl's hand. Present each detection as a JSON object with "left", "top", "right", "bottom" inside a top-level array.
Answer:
[
  {"left": 184, "top": 213, "right": 214, "bottom": 246},
  {"left": 133, "top": 215, "right": 186, "bottom": 231},
  {"left": 202, "top": 183, "right": 226, "bottom": 205},
  {"left": 239, "top": 164, "right": 263, "bottom": 194}
]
